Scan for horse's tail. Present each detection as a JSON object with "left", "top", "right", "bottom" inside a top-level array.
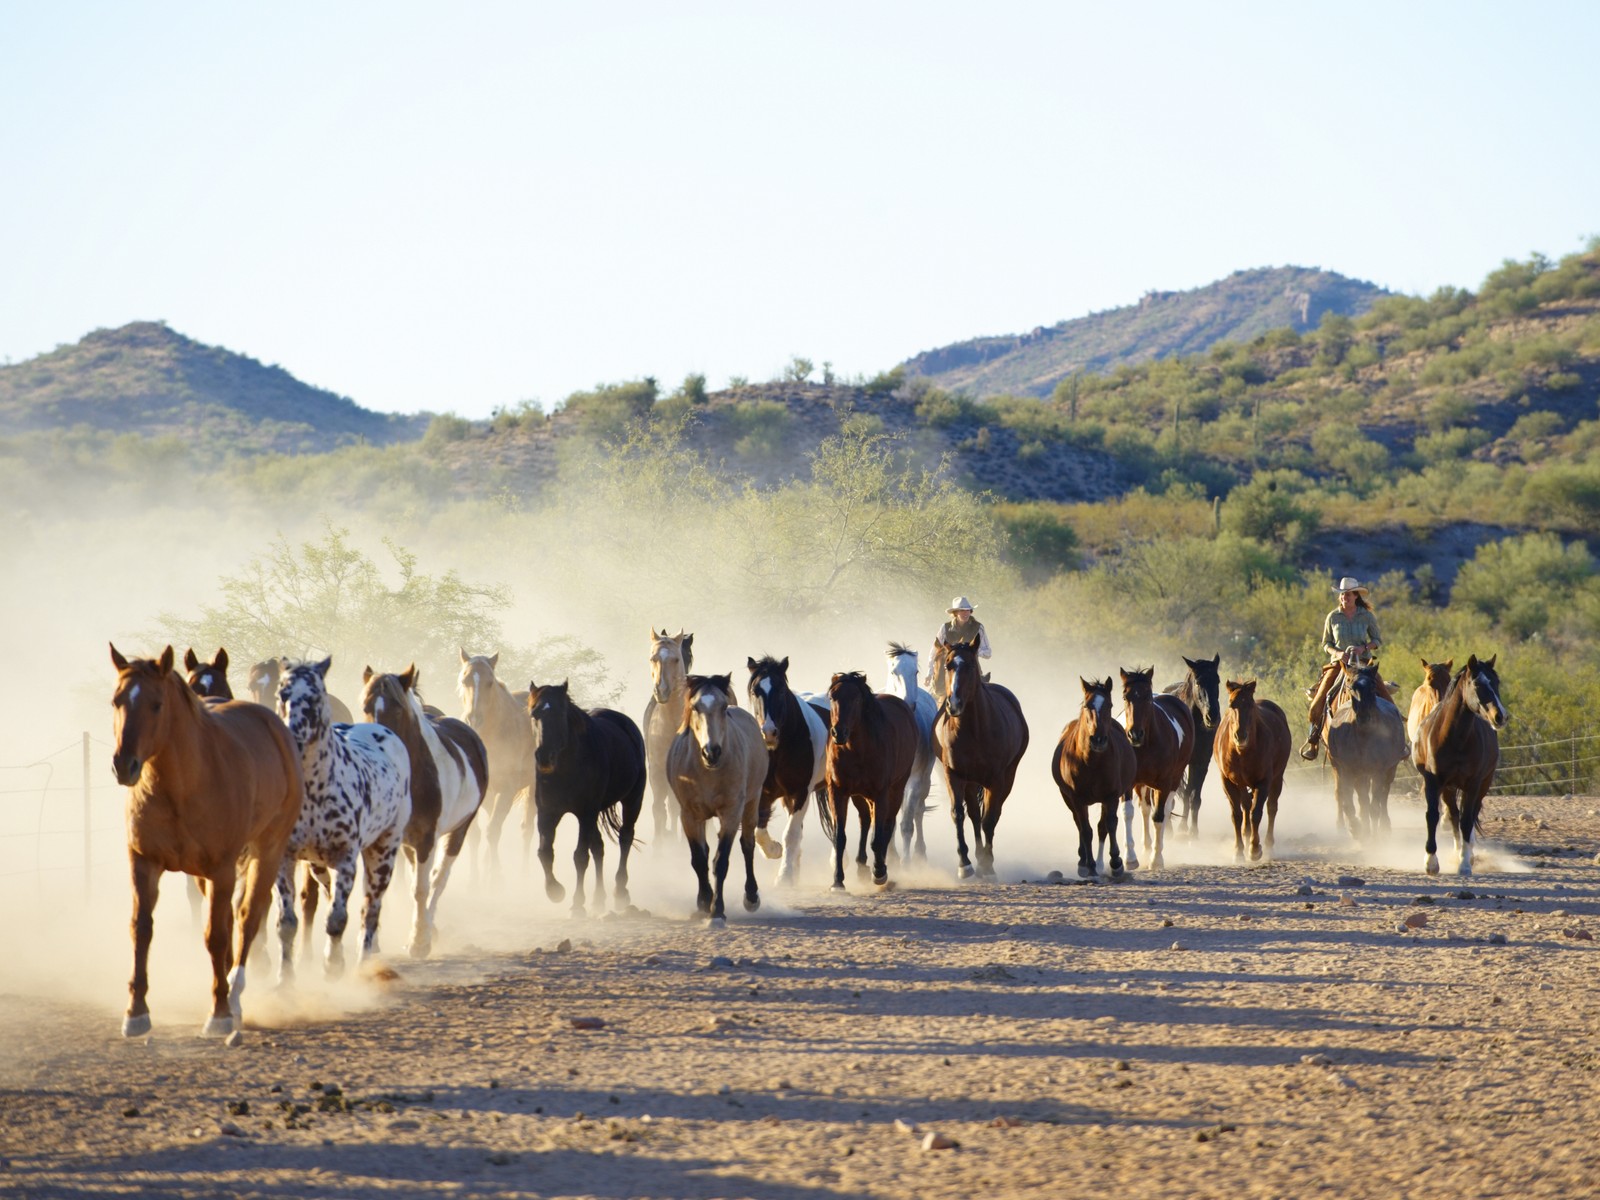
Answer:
[
  {"left": 599, "top": 798, "right": 626, "bottom": 843},
  {"left": 816, "top": 788, "right": 838, "bottom": 842}
]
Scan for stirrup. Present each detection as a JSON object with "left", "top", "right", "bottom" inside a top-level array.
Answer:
[{"left": 1298, "top": 738, "right": 1320, "bottom": 761}]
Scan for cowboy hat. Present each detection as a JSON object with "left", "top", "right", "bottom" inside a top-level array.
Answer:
[
  {"left": 1333, "top": 576, "right": 1369, "bottom": 597},
  {"left": 948, "top": 596, "right": 975, "bottom": 613}
]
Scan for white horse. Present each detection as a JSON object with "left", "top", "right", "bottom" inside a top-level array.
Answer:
[{"left": 884, "top": 643, "right": 939, "bottom": 863}]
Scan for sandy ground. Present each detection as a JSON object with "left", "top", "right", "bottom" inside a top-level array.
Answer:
[{"left": 2, "top": 781, "right": 1599, "bottom": 1200}]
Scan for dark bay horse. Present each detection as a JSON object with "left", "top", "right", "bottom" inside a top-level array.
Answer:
[
  {"left": 1325, "top": 660, "right": 1407, "bottom": 841},
  {"left": 932, "top": 641, "right": 1029, "bottom": 880},
  {"left": 821, "top": 673, "right": 918, "bottom": 890},
  {"left": 1118, "top": 666, "right": 1195, "bottom": 871},
  {"left": 1213, "top": 680, "right": 1290, "bottom": 863},
  {"left": 1052, "top": 677, "right": 1136, "bottom": 879},
  {"left": 457, "top": 650, "right": 535, "bottom": 878},
  {"left": 528, "top": 680, "right": 647, "bottom": 914},
  {"left": 1161, "top": 654, "right": 1221, "bottom": 836},
  {"left": 746, "top": 655, "right": 828, "bottom": 886},
  {"left": 110, "top": 645, "right": 302, "bottom": 1038},
  {"left": 1414, "top": 655, "right": 1508, "bottom": 877},
  {"left": 184, "top": 648, "right": 234, "bottom": 699}
]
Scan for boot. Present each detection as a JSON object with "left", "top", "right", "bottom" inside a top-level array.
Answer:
[{"left": 1298, "top": 723, "right": 1321, "bottom": 761}]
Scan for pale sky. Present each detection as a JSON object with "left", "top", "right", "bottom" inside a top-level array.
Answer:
[{"left": 3, "top": 2, "right": 1597, "bottom": 419}]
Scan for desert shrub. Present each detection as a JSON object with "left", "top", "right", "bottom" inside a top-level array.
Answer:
[
  {"left": 1220, "top": 469, "right": 1320, "bottom": 552},
  {"left": 1452, "top": 532, "right": 1596, "bottom": 638},
  {"left": 726, "top": 399, "right": 794, "bottom": 459},
  {"left": 423, "top": 414, "right": 474, "bottom": 447},
  {"left": 561, "top": 379, "right": 658, "bottom": 439},
  {"left": 993, "top": 501, "right": 1080, "bottom": 575},
  {"left": 1413, "top": 427, "right": 1490, "bottom": 465},
  {"left": 1520, "top": 462, "right": 1600, "bottom": 529},
  {"left": 915, "top": 388, "right": 981, "bottom": 428}
]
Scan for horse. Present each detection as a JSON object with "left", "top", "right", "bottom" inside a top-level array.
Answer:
[
  {"left": 883, "top": 642, "right": 939, "bottom": 864},
  {"left": 1052, "top": 677, "right": 1136, "bottom": 879},
  {"left": 667, "top": 674, "right": 768, "bottom": 920},
  {"left": 820, "top": 672, "right": 918, "bottom": 890},
  {"left": 528, "top": 679, "right": 647, "bottom": 914},
  {"left": 1161, "top": 654, "right": 1221, "bottom": 836},
  {"left": 274, "top": 658, "right": 412, "bottom": 977},
  {"left": 361, "top": 666, "right": 489, "bottom": 957},
  {"left": 1117, "top": 666, "right": 1195, "bottom": 871},
  {"left": 1324, "top": 660, "right": 1408, "bottom": 841},
  {"left": 932, "top": 641, "right": 1030, "bottom": 880},
  {"left": 251, "top": 656, "right": 354, "bottom": 723},
  {"left": 745, "top": 655, "right": 828, "bottom": 887},
  {"left": 457, "top": 649, "right": 536, "bottom": 878},
  {"left": 1407, "top": 658, "right": 1454, "bottom": 749},
  {"left": 109, "top": 645, "right": 302, "bottom": 1038},
  {"left": 1212, "top": 680, "right": 1291, "bottom": 863},
  {"left": 641, "top": 630, "right": 693, "bottom": 845},
  {"left": 1414, "top": 655, "right": 1508, "bottom": 877},
  {"left": 184, "top": 648, "right": 235, "bottom": 700}
]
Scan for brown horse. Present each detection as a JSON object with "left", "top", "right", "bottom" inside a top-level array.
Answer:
[
  {"left": 642, "top": 629, "right": 693, "bottom": 845},
  {"left": 110, "top": 645, "right": 302, "bottom": 1038},
  {"left": 1414, "top": 655, "right": 1508, "bottom": 877},
  {"left": 1052, "top": 677, "right": 1136, "bottom": 879},
  {"left": 1213, "top": 680, "right": 1291, "bottom": 863},
  {"left": 184, "top": 648, "right": 234, "bottom": 699},
  {"left": 1118, "top": 666, "right": 1195, "bottom": 871},
  {"left": 457, "top": 650, "right": 535, "bottom": 878},
  {"left": 820, "top": 672, "right": 918, "bottom": 890},
  {"left": 1407, "top": 658, "right": 1453, "bottom": 750},
  {"left": 932, "top": 641, "right": 1029, "bottom": 880}
]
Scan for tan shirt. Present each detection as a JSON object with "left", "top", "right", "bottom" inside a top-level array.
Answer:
[{"left": 1322, "top": 607, "right": 1381, "bottom": 662}]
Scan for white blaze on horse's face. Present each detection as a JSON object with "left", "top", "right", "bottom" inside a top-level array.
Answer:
[
  {"left": 128, "top": 684, "right": 141, "bottom": 705},
  {"left": 755, "top": 677, "right": 778, "bottom": 739},
  {"left": 198, "top": 674, "right": 213, "bottom": 692},
  {"left": 692, "top": 689, "right": 727, "bottom": 768}
]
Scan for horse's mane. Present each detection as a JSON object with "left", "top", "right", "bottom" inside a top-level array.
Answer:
[
  {"left": 886, "top": 641, "right": 915, "bottom": 660},
  {"left": 749, "top": 655, "right": 787, "bottom": 676}
]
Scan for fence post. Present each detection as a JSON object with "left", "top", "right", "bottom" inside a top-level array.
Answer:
[{"left": 82, "top": 731, "right": 91, "bottom": 902}]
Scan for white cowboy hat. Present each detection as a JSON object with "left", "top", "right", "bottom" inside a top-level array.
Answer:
[
  {"left": 948, "top": 596, "right": 975, "bottom": 613},
  {"left": 1333, "top": 576, "right": 1369, "bottom": 596}
]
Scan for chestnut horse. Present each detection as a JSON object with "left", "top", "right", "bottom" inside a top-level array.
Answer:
[
  {"left": 1118, "top": 666, "right": 1195, "bottom": 871},
  {"left": 184, "top": 648, "right": 234, "bottom": 699},
  {"left": 1052, "top": 677, "right": 1136, "bottom": 879},
  {"left": 1325, "top": 660, "right": 1407, "bottom": 841},
  {"left": 1213, "top": 680, "right": 1291, "bottom": 863},
  {"left": 667, "top": 674, "right": 769, "bottom": 920},
  {"left": 1414, "top": 655, "right": 1508, "bottom": 877},
  {"left": 1161, "top": 654, "right": 1221, "bottom": 836},
  {"left": 1407, "top": 658, "right": 1454, "bottom": 750},
  {"left": 457, "top": 650, "right": 535, "bottom": 877},
  {"left": 820, "top": 672, "right": 918, "bottom": 890},
  {"left": 528, "top": 680, "right": 647, "bottom": 914},
  {"left": 642, "top": 630, "right": 693, "bottom": 844},
  {"left": 110, "top": 645, "right": 302, "bottom": 1038},
  {"left": 746, "top": 655, "right": 828, "bottom": 887},
  {"left": 932, "top": 642, "right": 1029, "bottom": 880}
]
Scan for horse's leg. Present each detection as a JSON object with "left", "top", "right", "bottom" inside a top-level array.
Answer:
[
  {"left": 871, "top": 799, "right": 898, "bottom": 888},
  {"left": 201, "top": 863, "right": 238, "bottom": 1037},
  {"left": 1247, "top": 785, "right": 1268, "bottom": 862},
  {"left": 710, "top": 829, "right": 735, "bottom": 921},
  {"left": 1221, "top": 780, "right": 1247, "bottom": 864},
  {"left": 740, "top": 801, "right": 761, "bottom": 912},
  {"left": 911, "top": 766, "right": 930, "bottom": 864},
  {"left": 1264, "top": 781, "right": 1281, "bottom": 860},
  {"left": 123, "top": 853, "right": 162, "bottom": 1037},
  {"left": 614, "top": 782, "right": 643, "bottom": 908},
  {"left": 1151, "top": 788, "right": 1169, "bottom": 870},
  {"left": 422, "top": 822, "right": 472, "bottom": 953},
  {"left": 1422, "top": 773, "right": 1443, "bottom": 875},
  {"left": 1121, "top": 792, "right": 1139, "bottom": 871},
  {"left": 897, "top": 788, "right": 914, "bottom": 865},
  {"left": 649, "top": 771, "right": 670, "bottom": 849},
  {"left": 1099, "top": 802, "right": 1125, "bottom": 877},
  {"left": 755, "top": 788, "right": 782, "bottom": 860},
  {"left": 853, "top": 796, "right": 872, "bottom": 881},
  {"left": 233, "top": 849, "right": 278, "bottom": 1022},
  {"left": 964, "top": 788, "right": 985, "bottom": 875},
  {"left": 300, "top": 866, "right": 327, "bottom": 969},
  {"left": 1458, "top": 778, "right": 1489, "bottom": 877},
  {"left": 682, "top": 810, "right": 712, "bottom": 914},
  {"left": 826, "top": 786, "right": 849, "bottom": 892},
  {"left": 322, "top": 850, "right": 363, "bottom": 977},
  {"left": 402, "top": 838, "right": 431, "bottom": 960},
  {"left": 977, "top": 788, "right": 1006, "bottom": 879},
  {"left": 1071, "top": 801, "right": 1097, "bottom": 878},
  {"left": 535, "top": 804, "right": 565, "bottom": 904},
  {"left": 358, "top": 829, "right": 403, "bottom": 962},
  {"left": 274, "top": 858, "right": 298, "bottom": 987},
  {"left": 945, "top": 766, "right": 975, "bottom": 880},
  {"left": 481, "top": 784, "right": 515, "bottom": 884},
  {"left": 1444, "top": 788, "right": 1463, "bottom": 860},
  {"left": 571, "top": 815, "right": 597, "bottom": 917},
  {"left": 778, "top": 794, "right": 808, "bottom": 888}
]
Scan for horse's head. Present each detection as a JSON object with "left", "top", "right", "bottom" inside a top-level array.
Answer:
[
  {"left": 110, "top": 644, "right": 184, "bottom": 786},
  {"left": 1420, "top": 657, "right": 1454, "bottom": 699},
  {"left": 277, "top": 658, "right": 334, "bottom": 746},
  {"left": 529, "top": 679, "right": 580, "bottom": 773},
  {"left": 1118, "top": 666, "right": 1156, "bottom": 748},
  {"left": 1344, "top": 661, "right": 1381, "bottom": 715},
  {"left": 1079, "top": 677, "right": 1116, "bottom": 752},
  {"left": 828, "top": 672, "right": 873, "bottom": 746},
  {"left": 1224, "top": 679, "right": 1258, "bottom": 747},
  {"left": 183, "top": 647, "right": 232, "bottom": 700},
  {"left": 884, "top": 642, "right": 918, "bottom": 700},
  {"left": 1462, "top": 654, "right": 1509, "bottom": 729},
  {"left": 458, "top": 649, "right": 500, "bottom": 728},
  {"left": 683, "top": 674, "right": 736, "bottom": 769},
  {"left": 650, "top": 629, "right": 693, "bottom": 704},
  {"left": 361, "top": 664, "right": 421, "bottom": 736},
  {"left": 942, "top": 641, "right": 983, "bottom": 717},
  {"left": 746, "top": 655, "right": 791, "bottom": 750},
  {"left": 247, "top": 657, "right": 283, "bottom": 707},
  {"left": 1183, "top": 654, "right": 1222, "bottom": 729}
]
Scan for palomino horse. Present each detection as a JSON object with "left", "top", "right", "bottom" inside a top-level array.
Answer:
[
  {"left": 184, "top": 648, "right": 234, "bottom": 699},
  {"left": 1161, "top": 654, "right": 1221, "bottom": 836},
  {"left": 457, "top": 650, "right": 536, "bottom": 877},
  {"left": 667, "top": 674, "right": 769, "bottom": 920},
  {"left": 250, "top": 657, "right": 354, "bottom": 723},
  {"left": 1407, "top": 658, "right": 1454, "bottom": 750},
  {"left": 933, "top": 642, "right": 1029, "bottom": 880},
  {"left": 1213, "top": 680, "right": 1291, "bottom": 863},
  {"left": 884, "top": 643, "right": 939, "bottom": 864},
  {"left": 642, "top": 630, "right": 693, "bottom": 844},
  {"left": 1414, "top": 655, "right": 1508, "bottom": 877},
  {"left": 110, "top": 645, "right": 302, "bottom": 1038},
  {"left": 1117, "top": 666, "right": 1196, "bottom": 871},
  {"left": 1325, "top": 660, "right": 1407, "bottom": 840},
  {"left": 275, "top": 659, "right": 412, "bottom": 977},
  {"left": 361, "top": 666, "right": 489, "bottom": 957},
  {"left": 1052, "top": 677, "right": 1135, "bottom": 879},
  {"left": 528, "top": 680, "right": 647, "bottom": 914},
  {"left": 821, "top": 672, "right": 918, "bottom": 890},
  {"left": 745, "top": 655, "right": 828, "bottom": 887}
]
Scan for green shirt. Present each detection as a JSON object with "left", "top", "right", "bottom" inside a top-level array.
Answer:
[{"left": 1322, "top": 607, "right": 1381, "bottom": 661}]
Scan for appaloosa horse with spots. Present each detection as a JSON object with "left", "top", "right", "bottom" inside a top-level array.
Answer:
[
  {"left": 457, "top": 650, "right": 535, "bottom": 877},
  {"left": 1052, "top": 677, "right": 1135, "bottom": 879},
  {"left": 745, "top": 655, "right": 828, "bottom": 887},
  {"left": 1414, "top": 655, "right": 1508, "bottom": 877},
  {"left": 1213, "top": 680, "right": 1291, "bottom": 864}
]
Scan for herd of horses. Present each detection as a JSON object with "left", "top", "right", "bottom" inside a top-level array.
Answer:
[{"left": 106, "top": 634, "right": 1509, "bottom": 1041}]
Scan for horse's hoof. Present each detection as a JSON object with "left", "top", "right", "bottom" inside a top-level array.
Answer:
[
  {"left": 1456, "top": 861, "right": 1474, "bottom": 878},
  {"left": 875, "top": 878, "right": 895, "bottom": 892},
  {"left": 709, "top": 915, "right": 727, "bottom": 928},
  {"left": 957, "top": 864, "right": 975, "bottom": 880},
  {"left": 545, "top": 882, "right": 566, "bottom": 903},
  {"left": 1151, "top": 854, "right": 1164, "bottom": 871},
  {"left": 121, "top": 1013, "right": 152, "bottom": 1038},
  {"left": 743, "top": 894, "right": 761, "bottom": 912},
  {"left": 1125, "top": 852, "right": 1140, "bottom": 870},
  {"left": 570, "top": 904, "right": 587, "bottom": 919},
  {"left": 1425, "top": 854, "right": 1440, "bottom": 875},
  {"left": 201, "top": 1015, "right": 234, "bottom": 1039},
  {"left": 1077, "top": 864, "right": 1094, "bottom": 879},
  {"left": 407, "top": 940, "right": 432, "bottom": 960},
  {"left": 755, "top": 831, "right": 782, "bottom": 860},
  {"left": 829, "top": 882, "right": 847, "bottom": 893}
]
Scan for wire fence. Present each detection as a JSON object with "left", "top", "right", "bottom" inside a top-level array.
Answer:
[{"left": 1285, "top": 725, "right": 1600, "bottom": 796}]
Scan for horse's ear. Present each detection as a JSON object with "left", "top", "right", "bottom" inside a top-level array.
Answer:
[
  {"left": 158, "top": 646, "right": 175, "bottom": 674},
  {"left": 1484, "top": 654, "right": 1497, "bottom": 669},
  {"left": 1443, "top": 659, "right": 1453, "bottom": 672},
  {"left": 780, "top": 656, "right": 789, "bottom": 671},
  {"left": 1182, "top": 655, "right": 1198, "bottom": 672},
  {"left": 682, "top": 634, "right": 694, "bottom": 668},
  {"left": 488, "top": 653, "right": 498, "bottom": 669},
  {"left": 184, "top": 648, "right": 200, "bottom": 672},
  {"left": 460, "top": 647, "right": 471, "bottom": 664},
  {"left": 363, "top": 665, "right": 375, "bottom": 683},
  {"left": 747, "top": 656, "right": 758, "bottom": 671},
  {"left": 527, "top": 680, "right": 538, "bottom": 698},
  {"left": 714, "top": 672, "right": 733, "bottom": 693},
  {"left": 1420, "top": 657, "right": 1429, "bottom": 671},
  {"left": 401, "top": 664, "right": 418, "bottom": 690},
  {"left": 315, "top": 657, "right": 332, "bottom": 679},
  {"left": 1466, "top": 654, "right": 1479, "bottom": 672},
  {"left": 1080, "top": 676, "right": 1093, "bottom": 693},
  {"left": 1210, "top": 654, "right": 1220, "bottom": 668},
  {"left": 1118, "top": 668, "right": 1129, "bottom": 683},
  {"left": 110, "top": 643, "right": 128, "bottom": 672},
  {"left": 215, "top": 648, "right": 228, "bottom": 671}
]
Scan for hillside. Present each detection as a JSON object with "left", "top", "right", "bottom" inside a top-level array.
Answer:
[
  {"left": 0, "top": 322, "right": 427, "bottom": 454},
  {"left": 903, "top": 266, "right": 1389, "bottom": 397}
]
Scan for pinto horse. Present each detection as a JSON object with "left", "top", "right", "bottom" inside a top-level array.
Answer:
[
  {"left": 1213, "top": 680, "right": 1291, "bottom": 863},
  {"left": 1325, "top": 660, "right": 1407, "bottom": 840},
  {"left": 746, "top": 655, "right": 828, "bottom": 886},
  {"left": 184, "top": 648, "right": 234, "bottom": 700},
  {"left": 821, "top": 673, "right": 918, "bottom": 890},
  {"left": 1161, "top": 654, "right": 1221, "bottom": 836},
  {"left": 1117, "top": 666, "right": 1195, "bottom": 871},
  {"left": 642, "top": 630, "right": 693, "bottom": 844},
  {"left": 110, "top": 645, "right": 302, "bottom": 1038},
  {"left": 1414, "top": 655, "right": 1508, "bottom": 877},
  {"left": 668, "top": 674, "right": 768, "bottom": 920},
  {"left": 457, "top": 650, "right": 536, "bottom": 877},
  {"left": 1407, "top": 658, "right": 1454, "bottom": 750},
  {"left": 361, "top": 666, "right": 489, "bottom": 957},
  {"left": 933, "top": 642, "right": 1029, "bottom": 880},
  {"left": 528, "top": 680, "right": 647, "bottom": 914},
  {"left": 1052, "top": 677, "right": 1136, "bottom": 879},
  {"left": 884, "top": 643, "right": 939, "bottom": 864}
]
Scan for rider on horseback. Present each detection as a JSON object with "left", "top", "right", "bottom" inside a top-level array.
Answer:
[
  {"left": 1300, "top": 576, "right": 1392, "bottom": 760},
  {"left": 923, "top": 596, "right": 990, "bottom": 702}
]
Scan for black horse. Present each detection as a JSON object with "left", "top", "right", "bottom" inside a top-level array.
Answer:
[
  {"left": 527, "top": 680, "right": 647, "bottom": 915},
  {"left": 1161, "top": 654, "right": 1221, "bottom": 837},
  {"left": 1325, "top": 660, "right": 1407, "bottom": 841},
  {"left": 746, "top": 656, "right": 829, "bottom": 887}
]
